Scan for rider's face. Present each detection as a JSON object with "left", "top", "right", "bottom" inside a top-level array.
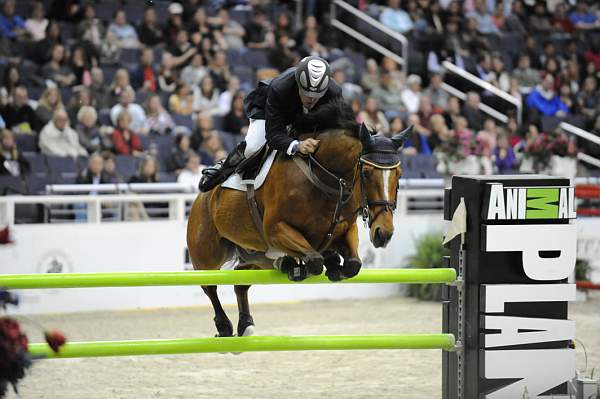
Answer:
[{"left": 299, "top": 93, "right": 320, "bottom": 110}]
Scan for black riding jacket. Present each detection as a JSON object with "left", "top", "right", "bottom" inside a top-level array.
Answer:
[{"left": 244, "top": 67, "right": 343, "bottom": 152}]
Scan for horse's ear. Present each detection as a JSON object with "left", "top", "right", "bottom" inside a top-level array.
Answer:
[
  {"left": 391, "top": 125, "right": 414, "bottom": 150},
  {"left": 359, "top": 123, "right": 373, "bottom": 146}
]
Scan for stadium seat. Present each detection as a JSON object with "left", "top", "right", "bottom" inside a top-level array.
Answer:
[
  {"left": 120, "top": 48, "right": 140, "bottom": 64},
  {"left": 172, "top": 114, "right": 194, "bottom": 132},
  {"left": 98, "top": 108, "right": 113, "bottom": 127},
  {"left": 22, "top": 152, "right": 47, "bottom": 178},
  {"left": 0, "top": 176, "right": 26, "bottom": 195},
  {"left": 115, "top": 155, "right": 141, "bottom": 180},
  {"left": 218, "top": 131, "right": 237, "bottom": 153},
  {"left": 158, "top": 173, "right": 177, "bottom": 183},
  {"left": 229, "top": 9, "right": 251, "bottom": 26},
  {"left": 16, "top": 134, "right": 37, "bottom": 152},
  {"left": 244, "top": 49, "right": 270, "bottom": 69},
  {"left": 232, "top": 65, "right": 254, "bottom": 86},
  {"left": 46, "top": 155, "right": 78, "bottom": 183}
]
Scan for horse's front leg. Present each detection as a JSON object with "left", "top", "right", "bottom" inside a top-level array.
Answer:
[
  {"left": 268, "top": 221, "right": 324, "bottom": 279},
  {"left": 326, "top": 223, "right": 362, "bottom": 281}
]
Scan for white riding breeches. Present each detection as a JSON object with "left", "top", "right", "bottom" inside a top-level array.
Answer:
[{"left": 244, "top": 119, "right": 266, "bottom": 158}]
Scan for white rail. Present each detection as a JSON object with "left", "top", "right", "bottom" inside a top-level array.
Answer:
[
  {"left": 441, "top": 83, "right": 509, "bottom": 123},
  {"left": 560, "top": 122, "right": 600, "bottom": 146}
]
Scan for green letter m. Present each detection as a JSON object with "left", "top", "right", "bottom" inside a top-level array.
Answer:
[{"left": 526, "top": 188, "right": 559, "bottom": 219}]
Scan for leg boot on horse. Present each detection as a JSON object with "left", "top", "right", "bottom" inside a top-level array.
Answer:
[{"left": 202, "top": 285, "right": 234, "bottom": 337}]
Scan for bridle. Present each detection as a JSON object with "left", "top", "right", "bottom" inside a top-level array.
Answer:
[{"left": 358, "top": 155, "right": 400, "bottom": 228}]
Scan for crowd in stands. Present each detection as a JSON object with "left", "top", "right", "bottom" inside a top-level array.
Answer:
[{"left": 1, "top": 0, "right": 600, "bottom": 196}]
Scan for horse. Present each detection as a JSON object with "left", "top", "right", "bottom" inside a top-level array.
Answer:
[{"left": 186, "top": 100, "right": 410, "bottom": 337}]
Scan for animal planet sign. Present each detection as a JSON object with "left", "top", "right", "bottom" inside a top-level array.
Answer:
[{"left": 443, "top": 176, "right": 577, "bottom": 399}]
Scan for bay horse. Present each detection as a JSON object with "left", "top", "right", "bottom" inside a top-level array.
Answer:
[{"left": 187, "top": 100, "right": 410, "bottom": 337}]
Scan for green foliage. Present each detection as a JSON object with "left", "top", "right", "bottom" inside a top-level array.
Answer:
[
  {"left": 575, "top": 259, "right": 591, "bottom": 281},
  {"left": 405, "top": 233, "right": 450, "bottom": 301}
]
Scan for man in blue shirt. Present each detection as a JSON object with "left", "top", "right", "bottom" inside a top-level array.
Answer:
[
  {"left": 379, "top": 0, "right": 414, "bottom": 34},
  {"left": 0, "top": 0, "right": 25, "bottom": 40},
  {"left": 569, "top": 1, "right": 600, "bottom": 31}
]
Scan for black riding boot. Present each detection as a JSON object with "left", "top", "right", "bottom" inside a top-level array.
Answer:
[{"left": 199, "top": 141, "right": 246, "bottom": 192}]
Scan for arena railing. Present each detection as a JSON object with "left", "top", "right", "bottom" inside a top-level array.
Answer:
[{"left": 330, "top": 0, "right": 408, "bottom": 82}]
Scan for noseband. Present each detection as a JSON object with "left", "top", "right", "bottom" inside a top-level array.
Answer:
[{"left": 359, "top": 156, "right": 400, "bottom": 228}]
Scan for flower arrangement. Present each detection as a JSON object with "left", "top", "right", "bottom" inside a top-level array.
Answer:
[{"left": 523, "top": 131, "right": 577, "bottom": 172}]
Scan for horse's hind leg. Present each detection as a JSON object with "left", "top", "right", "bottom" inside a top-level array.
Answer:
[
  {"left": 234, "top": 284, "right": 254, "bottom": 337},
  {"left": 202, "top": 285, "right": 234, "bottom": 337}
]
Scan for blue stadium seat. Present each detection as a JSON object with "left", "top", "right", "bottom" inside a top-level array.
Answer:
[
  {"left": 172, "top": 114, "right": 194, "bottom": 131},
  {"left": 22, "top": 152, "right": 47, "bottom": 178},
  {"left": 115, "top": 155, "right": 140, "bottom": 180},
  {"left": 244, "top": 49, "right": 270, "bottom": 69},
  {"left": 16, "top": 134, "right": 37, "bottom": 152},
  {"left": 218, "top": 131, "right": 237, "bottom": 153},
  {"left": 98, "top": 108, "right": 113, "bottom": 126},
  {"left": 225, "top": 48, "right": 245, "bottom": 66},
  {"left": 46, "top": 155, "right": 78, "bottom": 183},
  {"left": 120, "top": 48, "right": 140, "bottom": 64},
  {"left": 232, "top": 65, "right": 255, "bottom": 86},
  {"left": 0, "top": 175, "right": 26, "bottom": 195},
  {"left": 26, "top": 175, "right": 50, "bottom": 195},
  {"left": 212, "top": 115, "right": 223, "bottom": 130},
  {"left": 229, "top": 9, "right": 251, "bottom": 26},
  {"left": 159, "top": 173, "right": 177, "bottom": 183}
]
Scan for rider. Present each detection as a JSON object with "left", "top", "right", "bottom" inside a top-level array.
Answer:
[{"left": 199, "top": 55, "right": 342, "bottom": 192}]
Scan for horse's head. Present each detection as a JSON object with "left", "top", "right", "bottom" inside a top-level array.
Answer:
[{"left": 358, "top": 124, "right": 412, "bottom": 248}]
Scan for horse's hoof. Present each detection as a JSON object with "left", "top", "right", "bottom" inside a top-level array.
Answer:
[
  {"left": 237, "top": 313, "right": 255, "bottom": 337},
  {"left": 325, "top": 266, "right": 344, "bottom": 282},
  {"left": 342, "top": 257, "right": 362, "bottom": 279},
  {"left": 304, "top": 254, "right": 324, "bottom": 276},
  {"left": 288, "top": 264, "right": 308, "bottom": 281},
  {"left": 214, "top": 316, "right": 234, "bottom": 337}
]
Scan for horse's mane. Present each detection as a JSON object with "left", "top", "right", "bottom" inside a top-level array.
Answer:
[{"left": 292, "top": 99, "right": 360, "bottom": 137}]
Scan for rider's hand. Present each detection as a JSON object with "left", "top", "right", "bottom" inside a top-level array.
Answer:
[{"left": 298, "top": 138, "right": 320, "bottom": 154}]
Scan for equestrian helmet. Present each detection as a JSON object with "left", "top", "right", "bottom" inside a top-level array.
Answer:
[{"left": 295, "top": 56, "right": 331, "bottom": 98}]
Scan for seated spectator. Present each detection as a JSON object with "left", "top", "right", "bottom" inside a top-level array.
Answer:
[
  {"left": 35, "top": 86, "right": 64, "bottom": 126},
  {"left": 131, "top": 47, "right": 157, "bottom": 95},
  {"left": 417, "top": 96, "right": 434, "bottom": 130},
  {"left": 70, "top": 45, "right": 93, "bottom": 86},
  {"left": 163, "top": 2, "right": 184, "bottom": 48},
  {"left": 477, "top": 118, "right": 498, "bottom": 158},
  {"left": 209, "top": 51, "right": 231, "bottom": 91},
  {"left": 188, "top": 8, "right": 227, "bottom": 50},
  {"left": 552, "top": 3, "right": 574, "bottom": 34},
  {"left": 379, "top": 0, "right": 413, "bottom": 34},
  {"left": 223, "top": 91, "right": 249, "bottom": 136},
  {"left": 77, "top": 3, "right": 104, "bottom": 50},
  {"left": 158, "top": 53, "right": 177, "bottom": 94},
  {"left": 110, "top": 87, "right": 146, "bottom": 133},
  {"left": 298, "top": 29, "right": 329, "bottom": 59},
  {"left": 100, "top": 30, "right": 121, "bottom": 65},
  {"left": 90, "top": 67, "right": 111, "bottom": 110},
  {"left": 216, "top": 8, "right": 245, "bottom": 50},
  {"left": 360, "top": 59, "right": 380, "bottom": 94},
  {"left": 462, "top": 92, "right": 484, "bottom": 132},
  {"left": 467, "top": 0, "right": 499, "bottom": 35},
  {"left": 494, "top": 133, "right": 517, "bottom": 174},
  {"left": 451, "top": 116, "right": 475, "bottom": 149},
  {"left": 0, "top": 129, "right": 29, "bottom": 177},
  {"left": 168, "top": 133, "right": 195, "bottom": 174},
  {"left": 1, "top": 86, "right": 40, "bottom": 134},
  {"left": 401, "top": 74, "right": 423, "bottom": 114},
  {"left": 144, "top": 95, "right": 174, "bottom": 135},
  {"left": 529, "top": 3, "right": 552, "bottom": 33},
  {"left": 129, "top": 155, "right": 158, "bottom": 183},
  {"left": 101, "top": 151, "right": 122, "bottom": 183},
  {"left": 332, "top": 70, "right": 362, "bottom": 101},
  {"left": 270, "top": 31, "right": 299, "bottom": 72},
  {"left": 201, "top": 130, "right": 227, "bottom": 163},
  {"left": 388, "top": 116, "right": 405, "bottom": 140},
  {"left": 76, "top": 152, "right": 110, "bottom": 184},
  {"left": 403, "top": 113, "right": 433, "bottom": 155},
  {"left": 67, "top": 87, "right": 94, "bottom": 126},
  {"left": 39, "top": 109, "right": 87, "bottom": 157},
  {"left": 359, "top": 97, "right": 390, "bottom": 135},
  {"left": 489, "top": 55, "right": 511, "bottom": 92},
  {"left": 169, "top": 83, "right": 194, "bottom": 116},
  {"left": 443, "top": 96, "right": 462, "bottom": 129},
  {"left": 381, "top": 57, "right": 404, "bottom": 91},
  {"left": 25, "top": 1, "right": 48, "bottom": 42},
  {"left": 137, "top": 6, "right": 163, "bottom": 47},
  {"left": 193, "top": 76, "right": 220, "bottom": 115},
  {"left": 168, "top": 29, "right": 197, "bottom": 69},
  {"left": 429, "top": 114, "right": 451, "bottom": 150},
  {"left": 0, "top": 0, "right": 25, "bottom": 40},
  {"left": 244, "top": 7, "right": 274, "bottom": 49},
  {"left": 513, "top": 55, "right": 540, "bottom": 93},
  {"left": 559, "top": 83, "right": 576, "bottom": 114},
  {"left": 76, "top": 106, "right": 110, "bottom": 154},
  {"left": 527, "top": 74, "right": 569, "bottom": 118},
  {"left": 112, "top": 111, "right": 143, "bottom": 156},
  {"left": 217, "top": 76, "right": 240, "bottom": 116},
  {"left": 181, "top": 54, "right": 208, "bottom": 88},
  {"left": 423, "top": 72, "right": 449, "bottom": 111},
  {"left": 29, "top": 20, "right": 61, "bottom": 66},
  {"left": 109, "top": 68, "right": 131, "bottom": 105},
  {"left": 371, "top": 72, "right": 406, "bottom": 116},
  {"left": 569, "top": 1, "right": 600, "bottom": 31},
  {"left": 190, "top": 113, "right": 217, "bottom": 154},
  {"left": 461, "top": 17, "right": 490, "bottom": 53},
  {"left": 0, "top": 64, "right": 21, "bottom": 104},
  {"left": 42, "top": 44, "right": 76, "bottom": 87},
  {"left": 577, "top": 76, "right": 600, "bottom": 117},
  {"left": 177, "top": 153, "right": 203, "bottom": 191},
  {"left": 108, "top": 9, "right": 139, "bottom": 49}
]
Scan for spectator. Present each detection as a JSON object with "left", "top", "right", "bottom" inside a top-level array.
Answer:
[
  {"left": 209, "top": 51, "right": 231, "bottom": 91},
  {"left": 577, "top": 77, "right": 599, "bottom": 117},
  {"left": 401, "top": 74, "right": 423, "bottom": 114},
  {"left": 429, "top": 114, "right": 451, "bottom": 150},
  {"left": 529, "top": 3, "right": 552, "bottom": 33},
  {"left": 403, "top": 113, "right": 433, "bottom": 155},
  {"left": 451, "top": 116, "right": 474, "bottom": 148},
  {"left": 108, "top": 66, "right": 129, "bottom": 99},
  {"left": 489, "top": 55, "right": 510, "bottom": 92},
  {"left": 462, "top": 92, "right": 484, "bottom": 132},
  {"left": 359, "top": 97, "right": 390, "bottom": 135},
  {"left": 190, "top": 113, "right": 216, "bottom": 153},
  {"left": 169, "top": 83, "right": 194, "bottom": 116},
  {"left": 526, "top": 74, "right": 569, "bottom": 118},
  {"left": 0, "top": 129, "right": 29, "bottom": 177},
  {"left": 423, "top": 72, "right": 449, "bottom": 111},
  {"left": 188, "top": 8, "right": 226, "bottom": 50},
  {"left": 223, "top": 91, "right": 249, "bottom": 136},
  {"left": 42, "top": 44, "right": 76, "bottom": 87},
  {"left": 200, "top": 129, "right": 227, "bottom": 163},
  {"left": 168, "top": 133, "right": 195, "bottom": 174},
  {"left": 298, "top": 29, "right": 329, "bottom": 59},
  {"left": 101, "top": 151, "right": 122, "bottom": 183},
  {"left": 177, "top": 152, "right": 203, "bottom": 191},
  {"left": 371, "top": 72, "right": 406, "bottom": 115},
  {"left": 25, "top": 1, "right": 48, "bottom": 42},
  {"left": 585, "top": 40, "right": 600, "bottom": 72},
  {"left": 270, "top": 31, "right": 298, "bottom": 72},
  {"left": 569, "top": 1, "right": 600, "bottom": 31},
  {"left": 168, "top": 29, "right": 197, "bottom": 69},
  {"left": 193, "top": 76, "right": 220, "bottom": 115},
  {"left": 112, "top": 111, "right": 143, "bottom": 156},
  {"left": 35, "top": 86, "right": 65, "bottom": 126},
  {"left": 381, "top": 57, "right": 404, "bottom": 91},
  {"left": 110, "top": 87, "right": 146, "bottom": 132},
  {"left": 181, "top": 53, "right": 208, "bottom": 88},
  {"left": 558, "top": 83, "right": 576, "bottom": 114},
  {"left": 217, "top": 76, "right": 240, "bottom": 116},
  {"left": 75, "top": 152, "right": 110, "bottom": 184},
  {"left": 0, "top": 0, "right": 25, "bottom": 40},
  {"left": 163, "top": 2, "right": 185, "bottom": 48},
  {"left": 76, "top": 106, "right": 109, "bottom": 154},
  {"left": 332, "top": 69, "right": 363, "bottom": 101},
  {"left": 217, "top": 8, "right": 245, "bottom": 50},
  {"left": 379, "top": 0, "right": 413, "bottom": 34},
  {"left": 388, "top": 116, "right": 405, "bottom": 139},
  {"left": 129, "top": 155, "right": 158, "bottom": 183},
  {"left": 90, "top": 67, "right": 111, "bottom": 109},
  {"left": 1, "top": 86, "right": 40, "bottom": 134},
  {"left": 66, "top": 87, "right": 95, "bottom": 127},
  {"left": 551, "top": 3, "right": 574, "bottom": 34},
  {"left": 494, "top": 133, "right": 517, "bottom": 173},
  {"left": 132, "top": 47, "right": 157, "bottom": 93},
  {"left": 417, "top": 96, "right": 434, "bottom": 130},
  {"left": 0, "top": 64, "right": 21, "bottom": 105},
  {"left": 158, "top": 53, "right": 177, "bottom": 94},
  {"left": 461, "top": 17, "right": 490, "bottom": 53},
  {"left": 512, "top": 54, "right": 540, "bottom": 93},
  {"left": 137, "top": 6, "right": 163, "bottom": 47},
  {"left": 245, "top": 7, "right": 274, "bottom": 49},
  {"left": 466, "top": 0, "right": 499, "bottom": 35},
  {"left": 77, "top": 2, "right": 105, "bottom": 50},
  {"left": 144, "top": 94, "right": 174, "bottom": 135},
  {"left": 29, "top": 20, "right": 62, "bottom": 65},
  {"left": 100, "top": 30, "right": 121, "bottom": 65},
  {"left": 108, "top": 9, "right": 139, "bottom": 49},
  {"left": 477, "top": 118, "right": 497, "bottom": 157},
  {"left": 69, "top": 45, "right": 92, "bottom": 86},
  {"left": 39, "top": 109, "right": 87, "bottom": 157}
]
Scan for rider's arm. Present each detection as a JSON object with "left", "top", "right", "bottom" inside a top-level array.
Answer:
[{"left": 265, "top": 86, "right": 298, "bottom": 154}]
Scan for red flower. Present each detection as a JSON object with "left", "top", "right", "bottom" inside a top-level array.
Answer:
[{"left": 44, "top": 330, "right": 67, "bottom": 353}]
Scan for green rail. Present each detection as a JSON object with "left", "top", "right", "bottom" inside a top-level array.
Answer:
[
  {"left": 28, "top": 334, "right": 456, "bottom": 358},
  {"left": 0, "top": 268, "right": 457, "bottom": 289}
]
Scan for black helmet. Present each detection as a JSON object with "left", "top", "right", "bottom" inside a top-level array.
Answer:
[{"left": 295, "top": 56, "right": 331, "bottom": 98}]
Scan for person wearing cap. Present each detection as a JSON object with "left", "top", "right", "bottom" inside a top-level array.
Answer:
[
  {"left": 199, "top": 55, "right": 342, "bottom": 192},
  {"left": 163, "top": 3, "right": 184, "bottom": 48}
]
